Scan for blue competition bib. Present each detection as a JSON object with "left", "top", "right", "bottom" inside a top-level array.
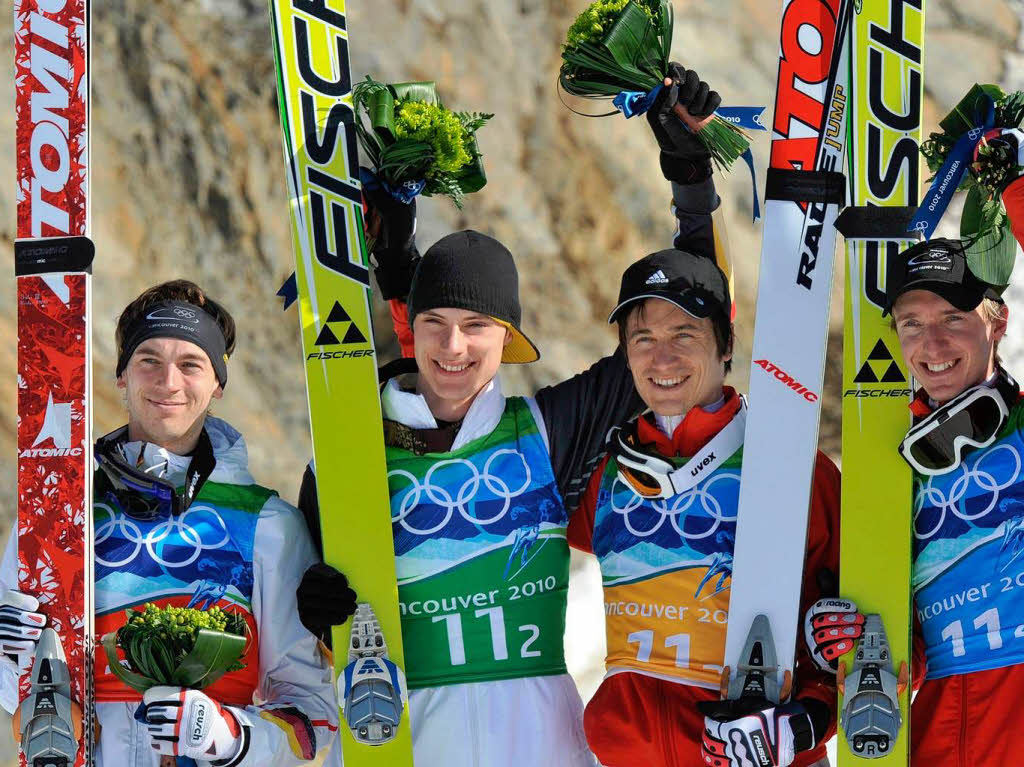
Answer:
[{"left": 913, "top": 428, "right": 1024, "bottom": 678}]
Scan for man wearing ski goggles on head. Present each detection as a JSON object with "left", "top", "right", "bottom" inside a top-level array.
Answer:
[
  {"left": 565, "top": 244, "right": 841, "bottom": 767},
  {"left": 294, "top": 64, "right": 743, "bottom": 767},
  {"left": 805, "top": 141, "right": 1024, "bottom": 767},
  {"left": 1, "top": 280, "right": 339, "bottom": 767}
]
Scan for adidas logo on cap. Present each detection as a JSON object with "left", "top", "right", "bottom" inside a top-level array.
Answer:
[{"left": 646, "top": 270, "right": 669, "bottom": 285}]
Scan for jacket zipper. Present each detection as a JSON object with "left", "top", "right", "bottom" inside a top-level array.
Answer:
[
  {"left": 660, "top": 687, "right": 678, "bottom": 767},
  {"left": 959, "top": 675, "right": 968, "bottom": 767}
]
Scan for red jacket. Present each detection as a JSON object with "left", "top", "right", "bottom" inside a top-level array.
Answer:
[
  {"left": 903, "top": 175, "right": 1024, "bottom": 767},
  {"left": 567, "top": 389, "right": 840, "bottom": 767},
  {"left": 907, "top": 387, "right": 1024, "bottom": 767}
]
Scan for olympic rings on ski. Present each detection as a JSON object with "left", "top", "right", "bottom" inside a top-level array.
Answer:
[
  {"left": 913, "top": 443, "right": 1021, "bottom": 541},
  {"left": 609, "top": 471, "right": 739, "bottom": 540},
  {"left": 389, "top": 448, "right": 533, "bottom": 535},
  {"left": 93, "top": 503, "right": 231, "bottom": 568}
]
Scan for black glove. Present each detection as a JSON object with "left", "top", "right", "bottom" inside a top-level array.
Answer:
[
  {"left": 363, "top": 171, "right": 420, "bottom": 300},
  {"left": 646, "top": 63, "right": 722, "bottom": 183},
  {"left": 297, "top": 562, "right": 358, "bottom": 647}
]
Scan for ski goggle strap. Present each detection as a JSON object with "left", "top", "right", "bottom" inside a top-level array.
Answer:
[
  {"left": 611, "top": 399, "right": 747, "bottom": 499},
  {"left": 95, "top": 427, "right": 216, "bottom": 519},
  {"left": 899, "top": 371, "right": 1018, "bottom": 475}
]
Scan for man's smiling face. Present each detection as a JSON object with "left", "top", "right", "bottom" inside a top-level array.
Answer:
[
  {"left": 893, "top": 289, "right": 1007, "bottom": 404},
  {"left": 117, "top": 337, "right": 223, "bottom": 453},
  {"left": 623, "top": 298, "right": 729, "bottom": 417}
]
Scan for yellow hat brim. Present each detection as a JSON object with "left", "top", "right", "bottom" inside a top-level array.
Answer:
[{"left": 493, "top": 319, "right": 540, "bottom": 364}]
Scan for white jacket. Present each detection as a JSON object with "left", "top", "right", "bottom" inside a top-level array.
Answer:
[
  {"left": 321, "top": 378, "right": 596, "bottom": 767},
  {"left": 1, "top": 417, "right": 337, "bottom": 767}
]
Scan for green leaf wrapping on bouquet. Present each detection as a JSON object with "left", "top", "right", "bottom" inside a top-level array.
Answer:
[
  {"left": 962, "top": 185, "right": 1016, "bottom": 290},
  {"left": 391, "top": 81, "right": 441, "bottom": 106},
  {"left": 602, "top": 2, "right": 665, "bottom": 87},
  {"left": 102, "top": 631, "right": 157, "bottom": 694},
  {"left": 922, "top": 84, "right": 1007, "bottom": 185},
  {"left": 939, "top": 84, "right": 1006, "bottom": 137},
  {"left": 172, "top": 629, "right": 248, "bottom": 689},
  {"left": 365, "top": 86, "right": 398, "bottom": 142},
  {"left": 560, "top": 0, "right": 669, "bottom": 97}
]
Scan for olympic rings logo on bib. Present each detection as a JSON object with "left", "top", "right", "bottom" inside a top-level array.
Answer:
[
  {"left": 94, "top": 503, "right": 231, "bottom": 568},
  {"left": 389, "top": 448, "right": 533, "bottom": 536},
  {"left": 914, "top": 443, "right": 1022, "bottom": 541},
  {"left": 609, "top": 471, "right": 740, "bottom": 540}
]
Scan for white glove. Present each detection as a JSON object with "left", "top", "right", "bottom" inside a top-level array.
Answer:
[
  {"left": 0, "top": 588, "right": 46, "bottom": 673},
  {"left": 700, "top": 701, "right": 813, "bottom": 767},
  {"left": 804, "top": 597, "right": 864, "bottom": 673},
  {"left": 141, "top": 686, "right": 243, "bottom": 762}
]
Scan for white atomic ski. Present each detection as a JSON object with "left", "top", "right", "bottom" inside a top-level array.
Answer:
[{"left": 724, "top": 0, "right": 854, "bottom": 703}]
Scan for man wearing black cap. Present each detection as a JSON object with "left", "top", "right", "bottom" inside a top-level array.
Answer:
[
  {"left": 807, "top": 236, "right": 1023, "bottom": 767},
  {"left": 802, "top": 138, "right": 1024, "bottom": 765},
  {"left": 565, "top": 249, "right": 840, "bottom": 767},
  {"left": 296, "top": 65, "right": 738, "bottom": 766},
  {"left": 0, "top": 280, "right": 339, "bottom": 766}
]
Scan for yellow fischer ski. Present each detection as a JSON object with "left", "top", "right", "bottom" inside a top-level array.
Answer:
[
  {"left": 837, "top": 1, "right": 924, "bottom": 763},
  {"left": 267, "top": 1, "right": 414, "bottom": 764}
]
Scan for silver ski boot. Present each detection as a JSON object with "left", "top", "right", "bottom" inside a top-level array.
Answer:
[
  {"left": 840, "top": 613, "right": 908, "bottom": 758},
  {"left": 338, "top": 602, "right": 407, "bottom": 745},
  {"left": 18, "top": 627, "right": 79, "bottom": 767}
]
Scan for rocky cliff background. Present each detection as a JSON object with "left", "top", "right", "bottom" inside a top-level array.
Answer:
[{"left": 1, "top": 0, "right": 1023, "bottom": 763}]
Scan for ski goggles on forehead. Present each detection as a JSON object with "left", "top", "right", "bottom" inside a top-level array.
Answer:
[{"left": 899, "top": 375, "right": 1017, "bottom": 475}]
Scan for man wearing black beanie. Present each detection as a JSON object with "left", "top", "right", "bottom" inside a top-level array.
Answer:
[{"left": 298, "top": 65, "right": 735, "bottom": 767}]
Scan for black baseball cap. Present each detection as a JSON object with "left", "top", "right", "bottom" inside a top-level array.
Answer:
[
  {"left": 608, "top": 249, "right": 732, "bottom": 329},
  {"left": 409, "top": 230, "right": 540, "bottom": 363},
  {"left": 883, "top": 238, "right": 1003, "bottom": 316}
]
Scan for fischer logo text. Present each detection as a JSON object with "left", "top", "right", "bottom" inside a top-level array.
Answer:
[
  {"left": 755, "top": 359, "right": 818, "bottom": 402},
  {"left": 843, "top": 388, "right": 913, "bottom": 399}
]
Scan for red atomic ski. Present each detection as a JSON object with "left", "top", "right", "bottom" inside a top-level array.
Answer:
[{"left": 14, "top": 0, "right": 93, "bottom": 765}]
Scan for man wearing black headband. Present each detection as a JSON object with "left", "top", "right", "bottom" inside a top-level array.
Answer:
[
  {"left": 805, "top": 155, "right": 1024, "bottom": 767},
  {"left": 1, "top": 280, "right": 340, "bottom": 766},
  {"left": 296, "top": 65, "right": 740, "bottom": 767}
]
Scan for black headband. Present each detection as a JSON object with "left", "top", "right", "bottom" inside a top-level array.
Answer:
[{"left": 116, "top": 301, "right": 228, "bottom": 387}]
